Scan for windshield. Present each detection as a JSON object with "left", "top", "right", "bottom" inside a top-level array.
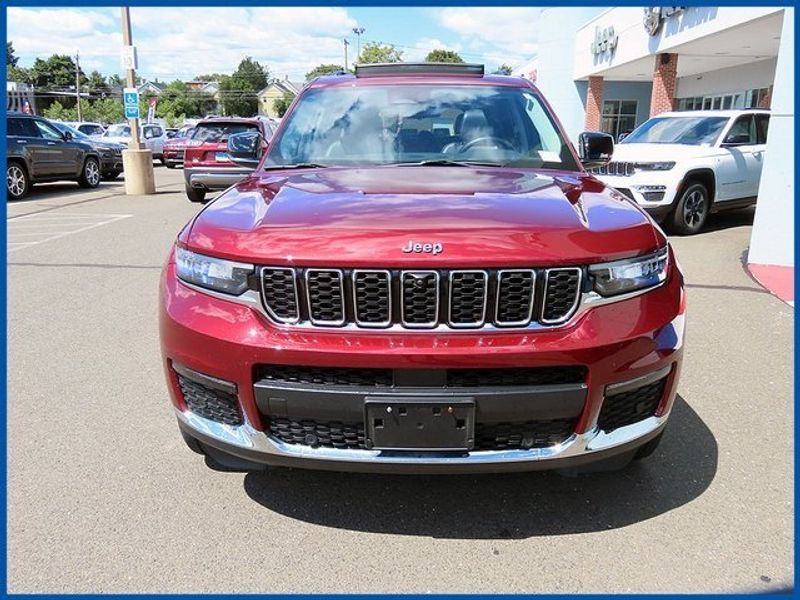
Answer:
[
  {"left": 264, "top": 84, "right": 577, "bottom": 170},
  {"left": 79, "top": 124, "right": 105, "bottom": 136},
  {"left": 622, "top": 116, "right": 728, "bottom": 146},
  {"left": 104, "top": 124, "right": 130, "bottom": 137},
  {"left": 192, "top": 123, "right": 257, "bottom": 143},
  {"left": 52, "top": 122, "right": 89, "bottom": 140}
]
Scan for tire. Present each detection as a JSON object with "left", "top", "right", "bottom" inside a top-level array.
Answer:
[
  {"left": 102, "top": 170, "right": 122, "bottom": 181},
  {"left": 634, "top": 430, "right": 665, "bottom": 460},
  {"left": 159, "top": 156, "right": 167, "bottom": 166},
  {"left": 78, "top": 157, "right": 101, "bottom": 189},
  {"left": 180, "top": 430, "right": 204, "bottom": 455},
  {"left": 7, "top": 161, "right": 30, "bottom": 200},
  {"left": 165, "top": 162, "right": 176, "bottom": 169},
  {"left": 669, "top": 182, "right": 710, "bottom": 235},
  {"left": 185, "top": 185, "right": 206, "bottom": 203}
]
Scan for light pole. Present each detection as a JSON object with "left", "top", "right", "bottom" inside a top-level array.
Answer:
[
  {"left": 120, "top": 6, "right": 155, "bottom": 195},
  {"left": 352, "top": 26, "right": 365, "bottom": 62},
  {"left": 343, "top": 38, "right": 350, "bottom": 71},
  {"left": 75, "top": 50, "right": 82, "bottom": 122}
]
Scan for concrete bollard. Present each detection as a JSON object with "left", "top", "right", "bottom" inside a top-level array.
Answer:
[{"left": 122, "top": 149, "right": 156, "bottom": 195}]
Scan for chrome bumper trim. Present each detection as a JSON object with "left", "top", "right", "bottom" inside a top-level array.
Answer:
[{"left": 175, "top": 405, "right": 670, "bottom": 468}]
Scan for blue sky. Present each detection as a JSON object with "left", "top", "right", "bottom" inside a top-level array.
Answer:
[{"left": 7, "top": 7, "right": 544, "bottom": 83}]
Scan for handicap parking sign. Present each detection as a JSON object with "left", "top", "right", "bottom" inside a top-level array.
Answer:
[{"left": 123, "top": 87, "right": 140, "bottom": 119}]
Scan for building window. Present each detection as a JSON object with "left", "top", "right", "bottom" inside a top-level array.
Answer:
[
  {"left": 677, "top": 88, "right": 771, "bottom": 112},
  {"left": 601, "top": 100, "right": 638, "bottom": 141}
]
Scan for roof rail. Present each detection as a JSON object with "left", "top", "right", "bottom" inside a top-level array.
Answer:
[{"left": 354, "top": 62, "right": 485, "bottom": 78}]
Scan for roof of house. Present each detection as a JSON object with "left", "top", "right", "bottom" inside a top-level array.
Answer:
[
  {"left": 138, "top": 80, "right": 166, "bottom": 93},
  {"left": 258, "top": 79, "right": 303, "bottom": 96}
]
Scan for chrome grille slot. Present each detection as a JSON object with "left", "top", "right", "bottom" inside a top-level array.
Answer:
[
  {"left": 353, "top": 270, "right": 392, "bottom": 327},
  {"left": 260, "top": 267, "right": 300, "bottom": 323},
  {"left": 495, "top": 270, "right": 535, "bottom": 326},
  {"left": 448, "top": 270, "right": 487, "bottom": 327},
  {"left": 401, "top": 271, "right": 439, "bottom": 328},
  {"left": 257, "top": 265, "right": 589, "bottom": 330},
  {"left": 305, "top": 269, "right": 345, "bottom": 326},
  {"left": 542, "top": 268, "right": 582, "bottom": 324}
]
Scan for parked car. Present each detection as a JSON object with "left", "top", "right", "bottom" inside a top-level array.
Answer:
[
  {"left": 162, "top": 127, "right": 195, "bottom": 169},
  {"left": 52, "top": 121, "right": 124, "bottom": 181},
  {"left": 6, "top": 112, "right": 102, "bottom": 199},
  {"left": 160, "top": 63, "right": 685, "bottom": 475},
  {"left": 165, "top": 127, "right": 180, "bottom": 139},
  {"left": 64, "top": 121, "right": 106, "bottom": 137},
  {"left": 100, "top": 122, "right": 168, "bottom": 164},
  {"left": 183, "top": 117, "right": 276, "bottom": 202},
  {"left": 590, "top": 109, "right": 770, "bottom": 234}
]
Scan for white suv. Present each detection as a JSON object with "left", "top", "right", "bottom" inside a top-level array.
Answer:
[{"left": 591, "top": 109, "right": 770, "bottom": 234}]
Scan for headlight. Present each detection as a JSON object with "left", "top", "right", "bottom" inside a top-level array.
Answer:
[
  {"left": 175, "top": 247, "right": 253, "bottom": 295},
  {"left": 634, "top": 162, "right": 675, "bottom": 171},
  {"left": 589, "top": 247, "right": 669, "bottom": 296}
]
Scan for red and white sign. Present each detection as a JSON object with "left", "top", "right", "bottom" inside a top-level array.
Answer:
[{"left": 147, "top": 97, "right": 157, "bottom": 123}]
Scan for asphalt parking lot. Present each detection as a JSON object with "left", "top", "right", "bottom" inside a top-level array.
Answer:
[{"left": 7, "top": 167, "right": 793, "bottom": 593}]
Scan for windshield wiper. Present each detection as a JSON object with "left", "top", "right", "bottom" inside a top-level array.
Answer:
[
  {"left": 261, "top": 163, "right": 328, "bottom": 170},
  {"left": 393, "top": 159, "right": 502, "bottom": 168}
]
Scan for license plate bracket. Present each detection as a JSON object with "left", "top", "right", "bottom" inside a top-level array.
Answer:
[{"left": 365, "top": 397, "right": 475, "bottom": 451}]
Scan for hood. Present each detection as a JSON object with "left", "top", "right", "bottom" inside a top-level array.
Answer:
[
  {"left": 612, "top": 142, "right": 715, "bottom": 162},
  {"left": 101, "top": 136, "right": 131, "bottom": 146},
  {"left": 164, "top": 136, "right": 191, "bottom": 148},
  {"left": 186, "top": 166, "right": 662, "bottom": 267},
  {"left": 88, "top": 139, "right": 124, "bottom": 151}
]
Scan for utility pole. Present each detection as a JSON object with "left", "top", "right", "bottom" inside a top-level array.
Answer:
[
  {"left": 352, "top": 27, "right": 365, "bottom": 61},
  {"left": 75, "top": 51, "right": 82, "bottom": 122},
  {"left": 343, "top": 38, "right": 350, "bottom": 72},
  {"left": 120, "top": 6, "right": 155, "bottom": 195},
  {"left": 121, "top": 7, "right": 142, "bottom": 150}
]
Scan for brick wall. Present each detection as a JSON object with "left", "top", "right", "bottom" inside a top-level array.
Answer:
[
  {"left": 585, "top": 76, "right": 604, "bottom": 131},
  {"left": 650, "top": 53, "right": 678, "bottom": 115}
]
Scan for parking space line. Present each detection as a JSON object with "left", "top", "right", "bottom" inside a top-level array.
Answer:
[{"left": 7, "top": 213, "right": 133, "bottom": 253}]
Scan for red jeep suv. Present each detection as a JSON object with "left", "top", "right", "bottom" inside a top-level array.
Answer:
[{"left": 160, "top": 63, "right": 685, "bottom": 474}]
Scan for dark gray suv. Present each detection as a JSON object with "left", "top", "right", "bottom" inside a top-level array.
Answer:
[{"left": 6, "top": 112, "right": 102, "bottom": 199}]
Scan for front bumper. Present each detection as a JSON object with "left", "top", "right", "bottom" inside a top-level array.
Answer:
[
  {"left": 597, "top": 171, "right": 680, "bottom": 219},
  {"left": 184, "top": 166, "right": 252, "bottom": 191},
  {"left": 160, "top": 258, "right": 685, "bottom": 473},
  {"left": 100, "top": 155, "right": 123, "bottom": 174},
  {"left": 164, "top": 149, "right": 185, "bottom": 165}
]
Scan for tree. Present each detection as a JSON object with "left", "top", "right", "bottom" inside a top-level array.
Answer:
[
  {"left": 219, "top": 57, "right": 269, "bottom": 117},
  {"left": 7, "top": 41, "right": 18, "bottom": 67},
  {"left": 86, "top": 70, "right": 110, "bottom": 96},
  {"left": 107, "top": 74, "right": 125, "bottom": 90},
  {"left": 156, "top": 80, "right": 216, "bottom": 119},
  {"left": 424, "top": 49, "right": 464, "bottom": 64},
  {"left": 7, "top": 64, "right": 30, "bottom": 84},
  {"left": 305, "top": 63, "right": 345, "bottom": 81},
  {"left": 493, "top": 64, "right": 513, "bottom": 75},
  {"left": 42, "top": 100, "right": 76, "bottom": 121},
  {"left": 273, "top": 90, "right": 296, "bottom": 117},
  {"left": 29, "top": 54, "right": 85, "bottom": 89},
  {"left": 357, "top": 42, "right": 403, "bottom": 65}
]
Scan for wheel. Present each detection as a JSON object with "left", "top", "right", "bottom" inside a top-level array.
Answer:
[
  {"left": 185, "top": 185, "right": 206, "bottom": 203},
  {"left": 165, "top": 162, "right": 176, "bottom": 169},
  {"left": 78, "top": 157, "right": 101, "bottom": 188},
  {"left": 634, "top": 430, "right": 665, "bottom": 460},
  {"left": 159, "top": 156, "right": 167, "bottom": 166},
  {"left": 180, "top": 429, "right": 204, "bottom": 454},
  {"left": 669, "top": 182, "right": 709, "bottom": 235},
  {"left": 7, "top": 162, "right": 30, "bottom": 200},
  {"left": 102, "top": 170, "right": 122, "bottom": 181}
]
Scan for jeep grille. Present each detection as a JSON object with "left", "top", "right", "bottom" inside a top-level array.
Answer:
[{"left": 259, "top": 267, "right": 583, "bottom": 330}]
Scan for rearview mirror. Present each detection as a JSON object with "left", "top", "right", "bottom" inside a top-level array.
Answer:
[
  {"left": 578, "top": 131, "right": 614, "bottom": 168},
  {"left": 63, "top": 131, "right": 73, "bottom": 141},
  {"left": 227, "top": 131, "right": 264, "bottom": 168}
]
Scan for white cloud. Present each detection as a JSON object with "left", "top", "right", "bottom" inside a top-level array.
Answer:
[
  {"left": 8, "top": 7, "right": 357, "bottom": 82},
  {"left": 435, "top": 7, "right": 541, "bottom": 68}
]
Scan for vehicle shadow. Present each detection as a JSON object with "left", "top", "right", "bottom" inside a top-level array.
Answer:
[
  {"left": 243, "top": 395, "right": 717, "bottom": 539},
  {"left": 702, "top": 206, "right": 755, "bottom": 233}
]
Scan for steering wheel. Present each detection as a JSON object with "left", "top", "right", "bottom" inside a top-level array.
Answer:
[{"left": 458, "top": 136, "right": 515, "bottom": 154}]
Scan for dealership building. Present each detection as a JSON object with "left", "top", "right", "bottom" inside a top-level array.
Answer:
[{"left": 517, "top": 6, "right": 793, "bottom": 301}]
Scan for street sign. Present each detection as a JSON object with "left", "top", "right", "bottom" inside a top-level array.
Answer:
[
  {"left": 123, "top": 87, "right": 140, "bottom": 120},
  {"left": 121, "top": 45, "right": 138, "bottom": 70}
]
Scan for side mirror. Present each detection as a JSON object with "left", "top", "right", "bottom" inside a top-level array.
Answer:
[
  {"left": 578, "top": 131, "right": 614, "bottom": 168},
  {"left": 63, "top": 131, "right": 73, "bottom": 141},
  {"left": 227, "top": 130, "right": 264, "bottom": 168},
  {"left": 723, "top": 133, "right": 750, "bottom": 146}
]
